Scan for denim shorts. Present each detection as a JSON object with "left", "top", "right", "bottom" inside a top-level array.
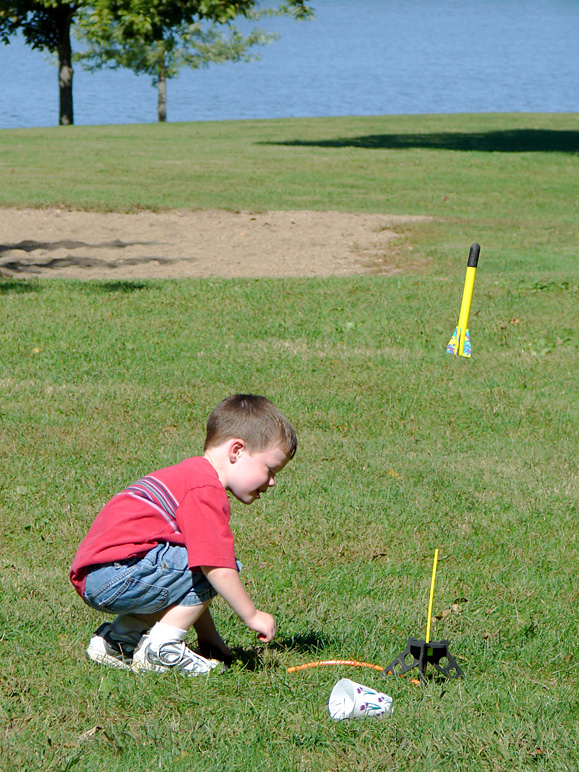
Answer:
[{"left": 83, "top": 542, "right": 218, "bottom": 615}]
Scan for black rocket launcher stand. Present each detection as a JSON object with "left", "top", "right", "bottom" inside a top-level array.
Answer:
[{"left": 385, "top": 549, "right": 464, "bottom": 682}]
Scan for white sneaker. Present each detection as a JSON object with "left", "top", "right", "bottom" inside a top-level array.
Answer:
[
  {"left": 132, "top": 635, "right": 222, "bottom": 676},
  {"left": 86, "top": 622, "right": 134, "bottom": 670}
]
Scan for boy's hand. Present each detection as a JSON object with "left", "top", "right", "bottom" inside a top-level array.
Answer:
[
  {"left": 246, "top": 610, "right": 276, "bottom": 643},
  {"left": 201, "top": 566, "right": 276, "bottom": 642}
]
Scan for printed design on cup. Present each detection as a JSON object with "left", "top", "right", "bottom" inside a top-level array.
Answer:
[
  {"left": 355, "top": 684, "right": 388, "bottom": 716},
  {"left": 328, "top": 678, "right": 393, "bottom": 721}
]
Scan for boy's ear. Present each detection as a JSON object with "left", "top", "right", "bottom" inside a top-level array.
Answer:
[{"left": 228, "top": 439, "right": 246, "bottom": 463}]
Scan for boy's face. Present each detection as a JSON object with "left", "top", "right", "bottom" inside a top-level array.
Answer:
[{"left": 226, "top": 443, "right": 290, "bottom": 505}]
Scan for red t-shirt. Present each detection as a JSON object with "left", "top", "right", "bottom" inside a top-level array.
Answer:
[{"left": 70, "top": 456, "right": 237, "bottom": 597}]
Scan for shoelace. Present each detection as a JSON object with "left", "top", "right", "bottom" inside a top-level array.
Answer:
[{"left": 148, "top": 641, "right": 213, "bottom": 673}]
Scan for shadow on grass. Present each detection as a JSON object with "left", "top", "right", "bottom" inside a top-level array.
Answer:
[
  {"left": 0, "top": 275, "right": 150, "bottom": 293},
  {"left": 0, "top": 278, "right": 41, "bottom": 294},
  {"left": 87, "top": 280, "right": 151, "bottom": 293},
  {"left": 262, "top": 128, "right": 579, "bottom": 153},
  {"left": 273, "top": 629, "right": 336, "bottom": 654},
  {"left": 218, "top": 630, "right": 335, "bottom": 672}
]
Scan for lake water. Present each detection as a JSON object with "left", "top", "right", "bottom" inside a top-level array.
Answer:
[{"left": 1, "top": 0, "right": 578, "bottom": 129}]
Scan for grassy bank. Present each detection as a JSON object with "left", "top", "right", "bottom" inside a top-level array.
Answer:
[
  {"left": 2, "top": 275, "right": 578, "bottom": 770},
  {"left": 1, "top": 113, "right": 578, "bottom": 771},
  {"left": 1, "top": 112, "right": 578, "bottom": 273}
]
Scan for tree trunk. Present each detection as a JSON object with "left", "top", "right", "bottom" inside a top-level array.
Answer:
[
  {"left": 158, "top": 59, "right": 167, "bottom": 122},
  {"left": 57, "top": 10, "right": 74, "bottom": 125}
]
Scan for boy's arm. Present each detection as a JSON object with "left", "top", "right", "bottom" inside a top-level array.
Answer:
[{"left": 201, "top": 566, "right": 276, "bottom": 642}]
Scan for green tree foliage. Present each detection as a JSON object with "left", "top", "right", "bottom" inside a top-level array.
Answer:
[
  {"left": 0, "top": 0, "right": 312, "bottom": 126},
  {"left": 0, "top": 1, "right": 83, "bottom": 124},
  {"left": 75, "top": 5, "right": 309, "bottom": 122}
]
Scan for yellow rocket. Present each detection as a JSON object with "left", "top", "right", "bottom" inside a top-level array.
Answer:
[{"left": 446, "top": 243, "right": 481, "bottom": 357}]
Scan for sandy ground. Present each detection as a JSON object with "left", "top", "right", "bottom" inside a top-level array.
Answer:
[{"left": 0, "top": 208, "right": 431, "bottom": 280}]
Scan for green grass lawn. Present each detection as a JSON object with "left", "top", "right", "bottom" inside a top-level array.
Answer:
[
  {"left": 1, "top": 112, "right": 577, "bottom": 268},
  {"left": 1, "top": 113, "right": 578, "bottom": 771}
]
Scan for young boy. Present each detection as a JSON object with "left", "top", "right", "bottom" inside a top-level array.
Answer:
[{"left": 70, "top": 394, "right": 297, "bottom": 676}]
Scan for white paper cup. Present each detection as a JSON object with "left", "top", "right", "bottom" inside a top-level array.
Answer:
[{"left": 328, "top": 678, "right": 393, "bottom": 721}]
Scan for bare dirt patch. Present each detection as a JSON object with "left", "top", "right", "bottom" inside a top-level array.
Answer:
[{"left": 0, "top": 208, "right": 431, "bottom": 280}]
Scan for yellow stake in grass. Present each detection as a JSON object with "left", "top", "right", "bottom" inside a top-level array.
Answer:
[
  {"left": 425, "top": 548, "right": 439, "bottom": 644},
  {"left": 446, "top": 243, "right": 481, "bottom": 358},
  {"left": 384, "top": 546, "right": 464, "bottom": 679}
]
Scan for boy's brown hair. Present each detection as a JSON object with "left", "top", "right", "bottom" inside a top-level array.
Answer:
[{"left": 204, "top": 394, "right": 297, "bottom": 459}]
